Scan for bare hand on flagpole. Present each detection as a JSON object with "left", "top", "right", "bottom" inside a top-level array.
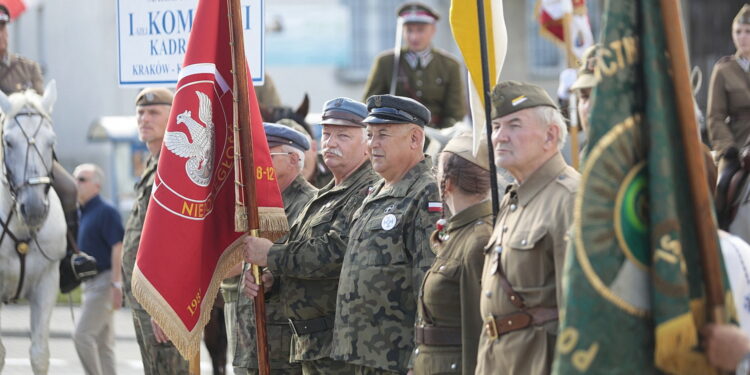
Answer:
[
  {"left": 243, "top": 269, "right": 274, "bottom": 298},
  {"left": 702, "top": 323, "right": 750, "bottom": 371},
  {"left": 243, "top": 236, "right": 272, "bottom": 266},
  {"left": 151, "top": 318, "right": 171, "bottom": 344}
]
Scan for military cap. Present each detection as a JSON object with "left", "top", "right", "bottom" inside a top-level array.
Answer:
[
  {"left": 276, "top": 118, "right": 312, "bottom": 138},
  {"left": 735, "top": 4, "right": 750, "bottom": 25},
  {"left": 397, "top": 2, "right": 439, "bottom": 24},
  {"left": 321, "top": 97, "right": 368, "bottom": 128},
  {"left": 570, "top": 44, "right": 601, "bottom": 91},
  {"left": 491, "top": 80, "right": 557, "bottom": 119},
  {"left": 443, "top": 132, "right": 489, "bottom": 171},
  {"left": 0, "top": 5, "right": 9, "bottom": 23},
  {"left": 364, "top": 94, "right": 431, "bottom": 127},
  {"left": 135, "top": 87, "right": 173, "bottom": 107},
  {"left": 264, "top": 122, "right": 310, "bottom": 151}
]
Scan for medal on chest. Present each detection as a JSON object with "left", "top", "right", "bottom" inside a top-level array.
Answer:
[
  {"left": 381, "top": 214, "right": 397, "bottom": 230},
  {"left": 435, "top": 218, "right": 449, "bottom": 242}
]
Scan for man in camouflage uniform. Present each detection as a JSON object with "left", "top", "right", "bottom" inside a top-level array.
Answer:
[
  {"left": 233, "top": 123, "right": 316, "bottom": 374},
  {"left": 475, "top": 81, "right": 579, "bottom": 374},
  {"left": 243, "top": 97, "right": 378, "bottom": 374},
  {"left": 362, "top": 3, "right": 465, "bottom": 129},
  {"left": 0, "top": 5, "right": 80, "bottom": 258},
  {"left": 121, "top": 88, "right": 190, "bottom": 374},
  {"left": 330, "top": 95, "right": 441, "bottom": 374}
]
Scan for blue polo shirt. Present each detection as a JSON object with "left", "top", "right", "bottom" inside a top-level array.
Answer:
[{"left": 77, "top": 195, "right": 124, "bottom": 272}]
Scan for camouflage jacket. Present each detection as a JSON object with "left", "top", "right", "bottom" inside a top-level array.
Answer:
[
  {"left": 221, "top": 175, "right": 316, "bottom": 302},
  {"left": 0, "top": 54, "right": 44, "bottom": 95},
  {"left": 122, "top": 155, "right": 158, "bottom": 311},
  {"left": 233, "top": 174, "right": 316, "bottom": 370},
  {"left": 266, "top": 161, "right": 378, "bottom": 361},
  {"left": 331, "top": 157, "right": 441, "bottom": 372}
]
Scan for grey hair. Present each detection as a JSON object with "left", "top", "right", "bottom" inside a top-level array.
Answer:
[
  {"left": 281, "top": 144, "right": 306, "bottom": 173},
  {"left": 74, "top": 163, "right": 105, "bottom": 186},
  {"left": 533, "top": 106, "right": 568, "bottom": 150}
]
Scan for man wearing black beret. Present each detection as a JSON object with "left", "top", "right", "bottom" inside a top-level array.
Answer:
[{"left": 330, "top": 94, "right": 442, "bottom": 374}]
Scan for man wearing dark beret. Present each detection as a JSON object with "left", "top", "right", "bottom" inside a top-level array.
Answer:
[
  {"left": 475, "top": 81, "right": 580, "bottom": 375},
  {"left": 231, "top": 122, "right": 315, "bottom": 375},
  {"left": 327, "top": 94, "right": 441, "bottom": 373},
  {"left": 120, "top": 87, "right": 192, "bottom": 374},
  {"left": 243, "top": 97, "right": 379, "bottom": 374},
  {"left": 362, "top": 2, "right": 466, "bottom": 129}
]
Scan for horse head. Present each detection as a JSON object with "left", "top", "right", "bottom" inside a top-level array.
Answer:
[
  {"left": 0, "top": 81, "right": 57, "bottom": 230},
  {"left": 260, "top": 93, "right": 312, "bottom": 135}
]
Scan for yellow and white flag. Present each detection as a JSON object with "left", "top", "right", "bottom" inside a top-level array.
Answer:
[{"left": 449, "top": 0, "right": 507, "bottom": 155}]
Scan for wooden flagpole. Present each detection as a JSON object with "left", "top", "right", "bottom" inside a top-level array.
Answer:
[
  {"left": 228, "top": 0, "right": 271, "bottom": 373},
  {"left": 659, "top": 0, "right": 726, "bottom": 324}
]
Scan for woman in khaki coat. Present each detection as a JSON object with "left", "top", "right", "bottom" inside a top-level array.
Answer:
[
  {"left": 411, "top": 133, "right": 492, "bottom": 374},
  {"left": 708, "top": 4, "right": 750, "bottom": 163}
]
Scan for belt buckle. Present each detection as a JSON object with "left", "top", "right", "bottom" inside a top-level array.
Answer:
[
  {"left": 287, "top": 318, "right": 299, "bottom": 336},
  {"left": 484, "top": 315, "right": 498, "bottom": 340}
]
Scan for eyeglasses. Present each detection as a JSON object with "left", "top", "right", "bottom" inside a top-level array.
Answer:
[{"left": 270, "top": 152, "right": 293, "bottom": 157}]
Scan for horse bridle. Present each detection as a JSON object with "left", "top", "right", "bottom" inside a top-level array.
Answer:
[
  {"left": 3, "top": 110, "right": 54, "bottom": 199},
  {"left": 0, "top": 110, "right": 56, "bottom": 303}
]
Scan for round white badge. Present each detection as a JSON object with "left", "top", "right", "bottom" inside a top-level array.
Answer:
[{"left": 381, "top": 214, "right": 397, "bottom": 230}]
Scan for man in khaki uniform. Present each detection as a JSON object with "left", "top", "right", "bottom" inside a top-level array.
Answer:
[
  {"left": 243, "top": 97, "right": 379, "bottom": 374},
  {"left": 330, "top": 95, "right": 441, "bottom": 374},
  {"left": 362, "top": 2, "right": 465, "bottom": 129},
  {"left": 708, "top": 4, "right": 750, "bottom": 163},
  {"left": 121, "top": 88, "right": 190, "bottom": 374},
  {"left": 0, "top": 5, "right": 80, "bottom": 261},
  {"left": 475, "top": 81, "right": 580, "bottom": 375},
  {"left": 232, "top": 123, "right": 316, "bottom": 375}
]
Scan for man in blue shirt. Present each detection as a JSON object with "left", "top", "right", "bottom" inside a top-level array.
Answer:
[{"left": 72, "top": 163, "right": 124, "bottom": 375}]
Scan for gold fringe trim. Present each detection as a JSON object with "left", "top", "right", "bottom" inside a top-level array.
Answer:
[
  {"left": 257, "top": 206, "right": 288, "bottom": 242},
  {"left": 131, "top": 236, "right": 245, "bottom": 360},
  {"left": 655, "top": 312, "right": 716, "bottom": 375},
  {"left": 235, "top": 203, "right": 248, "bottom": 232}
]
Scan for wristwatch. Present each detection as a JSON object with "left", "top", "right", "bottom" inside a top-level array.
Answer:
[
  {"left": 111, "top": 281, "right": 123, "bottom": 289},
  {"left": 737, "top": 352, "right": 750, "bottom": 375}
]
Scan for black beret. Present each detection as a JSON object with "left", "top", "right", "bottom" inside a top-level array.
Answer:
[
  {"left": 491, "top": 81, "right": 557, "bottom": 119},
  {"left": 363, "top": 94, "right": 431, "bottom": 127}
]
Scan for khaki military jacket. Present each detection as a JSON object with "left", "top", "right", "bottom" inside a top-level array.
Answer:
[
  {"left": 413, "top": 200, "right": 491, "bottom": 375},
  {"left": 266, "top": 161, "right": 378, "bottom": 362},
  {"left": 331, "top": 157, "right": 441, "bottom": 372},
  {"left": 122, "top": 155, "right": 159, "bottom": 311},
  {"left": 475, "top": 153, "right": 579, "bottom": 375},
  {"left": 233, "top": 175, "right": 316, "bottom": 371},
  {"left": 708, "top": 53, "right": 750, "bottom": 159},
  {"left": 362, "top": 48, "right": 466, "bottom": 129},
  {"left": 0, "top": 54, "right": 43, "bottom": 95}
]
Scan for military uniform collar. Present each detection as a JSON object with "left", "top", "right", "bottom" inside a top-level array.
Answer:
[
  {"left": 514, "top": 152, "right": 568, "bottom": 207},
  {"left": 372, "top": 155, "right": 432, "bottom": 199},
  {"left": 448, "top": 200, "right": 492, "bottom": 232},
  {"left": 327, "top": 160, "right": 373, "bottom": 193},
  {"left": 404, "top": 47, "right": 434, "bottom": 69},
  {"left": 735, "top": 52, "right": 750, "bottom": 72}
]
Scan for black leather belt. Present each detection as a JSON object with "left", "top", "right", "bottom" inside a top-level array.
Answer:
[{"left": 287, "top": 315, "right": 334, "bottom": 336}]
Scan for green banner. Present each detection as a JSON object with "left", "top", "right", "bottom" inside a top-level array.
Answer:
[{"left": 552, "top": 1, "right": 732, "bottom": 374}]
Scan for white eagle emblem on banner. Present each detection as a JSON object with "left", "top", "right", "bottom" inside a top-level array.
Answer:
[{"left": 165, "top": 90, "right": 215, "bottom": 187}]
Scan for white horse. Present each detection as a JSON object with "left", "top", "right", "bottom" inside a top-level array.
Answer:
[{"left": 0, "top": 81, "right": 66, "bottom": 374}]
